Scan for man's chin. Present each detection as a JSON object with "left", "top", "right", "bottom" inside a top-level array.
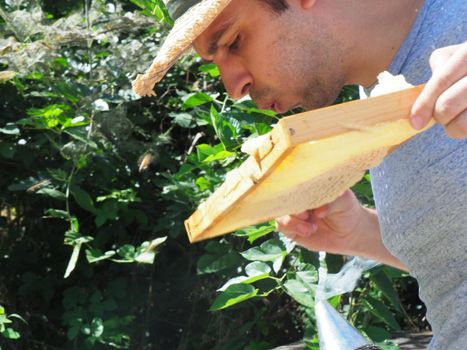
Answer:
[{"left": 301, "top": 89, "right": 342, "bottom": 111}]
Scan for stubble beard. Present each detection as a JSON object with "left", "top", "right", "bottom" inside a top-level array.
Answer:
[{"left": 300, "top": 78, "right": 344, "bottom": 111}]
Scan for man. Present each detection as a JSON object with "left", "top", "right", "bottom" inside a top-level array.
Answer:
[{"left": 134, "top": 0, "right": 466, "bottom": 349}]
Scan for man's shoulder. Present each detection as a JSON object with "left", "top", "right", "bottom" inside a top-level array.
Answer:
[{"left": 390, "top": 0, "right": 467, "bottom": 85}]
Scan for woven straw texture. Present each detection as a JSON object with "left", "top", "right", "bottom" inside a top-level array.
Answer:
[{"left": 132, "top": 0, "right": 231, "bottom": 96}]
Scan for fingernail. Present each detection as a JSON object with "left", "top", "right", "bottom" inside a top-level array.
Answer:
[{"left": 411, "top": 115, "right": 424, "bottom": 130}]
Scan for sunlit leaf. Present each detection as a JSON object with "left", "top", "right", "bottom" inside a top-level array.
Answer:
[
  {"left": 2, "top": 327, "right": 20, "bottom": 339},
  {"left": 182, "top": 92, "right": 213, "bottom": 108},
  {"left": 283, "top": 277, "right": 315, "bottom": 308},
  {"left": 218, "top": 261, "right": 272, "bottom": 291},
  {"left": 36, "top": 188, "right": 66, "bottom": 201},
  {"left": 44, "top": 209, "right": 69, "bottom": 219},
  {"left": 209, "top": 284, "right": 258, "bottom": 311},
  {"left": 85, "top": 249, "right": 116, "bottom": 263},
  {"left": 245, "top": 261, "right": 271, "bottom": 277},
  {"left": 234, "top": 224, "right": 276, "bottom": 243},
  {"left": 199, "top": 63, "right": 220, "bottom": 77},
  {"left": 240, "top": 238, "right": 286, "bottom": 262},
  {"left": 0, "top": 123, "right": 20, "bottom": 135},
  {"left": 64, "top": 243, "right": 82, "bottom": 278}
]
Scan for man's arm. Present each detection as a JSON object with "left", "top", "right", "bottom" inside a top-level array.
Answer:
[{"left": 276, "top": 189, "right": 408, "bottom": 271}]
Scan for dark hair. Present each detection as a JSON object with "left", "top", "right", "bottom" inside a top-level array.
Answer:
[{"left": 259, "top": 0, "right": 289, "bottom": 13}]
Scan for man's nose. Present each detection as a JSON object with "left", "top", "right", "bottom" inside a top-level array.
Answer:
[{"left": 217, "top": 56, "right": 253, "bottom": 100}]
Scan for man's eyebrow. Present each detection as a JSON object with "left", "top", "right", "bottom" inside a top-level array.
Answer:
[{"left": 206, "top": 19, "right": 236, "bottom": 56}]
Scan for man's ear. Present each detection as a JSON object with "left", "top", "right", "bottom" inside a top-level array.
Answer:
[{"left": 301, "top": 0, "right": 317, "bottom": 9}]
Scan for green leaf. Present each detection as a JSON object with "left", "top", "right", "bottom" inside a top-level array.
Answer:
[
  {"left": 91, "top": 317, "right": 104, "bottom": 338},
  {"left": 134, "top": 237, "right": 167, "bottom": 264},
  {"left": 0, "top": 142, "right": 15, "bottom": 158},
  {"left": 375, "top": 340, "right": 401, "bottom": 350},
  {"left": 64, "top": 243, "right": 82, "bottom": 278},
  {"left": 197, "top": 252, "right": 242, "bottom": 274},
  {"left": 245, "top": 261, "right": 271, "bottom": 276},
  {"left": 204, "top": 241, "right": 230, "bottom": 254},
  {"left": 71, "top": 186, "right": 97, "bottom": 214},
  {"left": 234, "top": 223, "right": 276, "bottom": 243},
  {"left": 85, "top": 249, "right": 116, "bottom": 263},
  {"left": 8, "top": 177, "right": 41, "bottom": 191},
  {"left": 96, "top": 188, "right": 140, "bottom": 203},
  {"left": 0, "top": 123, "right": 20, "bottom": 135},
  {"left": 199, "top": 63, "right": 220, "bottom": 77},
  {"left": 218, "top": 273, "right": 271, "bottom": 292},
  {"left": 196, "top": 143, "right": 223, "bottom": 161},
  {"left": 64, "top": 231, "right": 93, "bottom": 245},
  {"left": 8, "top": 314, "right": 26, "bottom": 324},
  {"left": 36, "top": 188, "right": 66, "bottom": 201},
  {"left": 67, "top": 325, "right": 80, "bottom": 340},
  {"left": 296, "top": 270, "right": 318, "bottom": 285},
  {"left": 219, "top": 262, "right": 272, "bottom": 291},
  {"left": 370, "top": 268, "right": 402, "bottom": 311},
  {"left": 202, "top": 150, "right": 236, "bottom": 163},
  {"left": 182, "top": 92, "right": 213, "bottom": 108},
  {"left": 44, "top": 209, "right": 70, "bottom": 219},
  {"left": 209, "top": 284, "right": 258, "bottom": 311},
  {"left": 195, "top": 176, "right": 211, "bottom": 191},
  {"left": 363, "top": 326, "right": 391, "bottom": 342},
  {"left": 64, "top": 129, "right": 98, "bottom": 149},
  {"left": 117, "top": 245, "right": 136, "bottom": 261},
  {"left": 2, "top": 327, "right": 20, "bottom": 339},
  {"left": 283, "top": 277, "right": 315, "bottom": 308},
  {"left": 363, "top": 295, "right": 401, "bottom": 331},
  {"left": 240, "top": 238, "right": 286, "bottom": 262},
  {"left": 169, "top": 112, "right": 193, "bottom": 128}
]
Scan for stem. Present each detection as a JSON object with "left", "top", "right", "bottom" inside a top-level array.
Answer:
[{"left": 65, "top": 164, "right": 77, "bottom": 229}]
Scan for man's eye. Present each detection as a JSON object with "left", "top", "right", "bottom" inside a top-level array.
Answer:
[{"left": 229, "top": 35, "right": 241, "bottom": 51}]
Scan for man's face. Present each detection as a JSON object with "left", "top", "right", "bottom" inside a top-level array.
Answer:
[{"left": 193, "top": 0, "right": 348, "bottom": 113}]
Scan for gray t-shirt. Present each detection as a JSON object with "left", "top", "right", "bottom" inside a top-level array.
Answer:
[{"left": 363, "top": 1, "right": 467, "bottom": 349}]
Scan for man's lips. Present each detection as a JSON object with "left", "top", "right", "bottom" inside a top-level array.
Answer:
[{"left": 256, "top": 99, "right": 293, "bottom": 114}]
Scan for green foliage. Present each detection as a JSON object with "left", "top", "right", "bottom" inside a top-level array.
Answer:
[
  {"left": 0, "top": 305, "right": 25, "bottom": 343},
  {"left": 0, "top": 1, "right": 429, "bottom": 349}
]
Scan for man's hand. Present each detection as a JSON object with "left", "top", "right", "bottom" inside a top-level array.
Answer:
[
  {"left": 276, "top": 189, "right": 408, "bottom": 270},
  {"left": 410, "top": 42, "right": 467, "bottom": 139},
  {"left": 275, "top": 190, "right": 364, "bottom": 256}
]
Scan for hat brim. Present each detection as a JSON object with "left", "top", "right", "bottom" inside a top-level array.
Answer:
[{"left": 132, "top": 0, "right": 232, "bottom": 97}]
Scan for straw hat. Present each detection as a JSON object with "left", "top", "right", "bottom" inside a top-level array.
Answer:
[{"left": 132, "top": 0, "right": 232, "bottom": 97}]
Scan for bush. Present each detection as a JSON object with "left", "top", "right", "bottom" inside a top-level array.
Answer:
[{"left": 0, "top": 1, "right": 428, "bottom": 349}]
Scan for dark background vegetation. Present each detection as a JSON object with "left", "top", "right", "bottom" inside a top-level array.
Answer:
[{"left": 0, "top": 1, "right": 429, "bottom": 349}]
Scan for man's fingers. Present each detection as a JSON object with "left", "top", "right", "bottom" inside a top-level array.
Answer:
[
  {"left": 428, "top": 44, "right": 460, "bottom": 72},
  {"left": 275, "top": 215, "right": 317, "bottom": 238},
  {"left": 293, "top": 211, "right": 310, "bottom": 220},
  {"left": 410, "top": 43, "right": 467, "bottom": 129},
  {"left": 445, "top": 110, "right": 467, "bottom": 139},
  {"left": 434, "top": 76, "right": 467, "bottom": 125}
]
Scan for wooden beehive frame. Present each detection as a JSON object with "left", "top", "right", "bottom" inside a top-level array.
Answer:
[{"left": 185, "top": 84, "right": 433, "bottom": 242}]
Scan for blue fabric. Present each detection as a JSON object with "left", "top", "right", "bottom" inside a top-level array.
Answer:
[{"left": 363, "top": 1, "right": 467, "bottom": 349}]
